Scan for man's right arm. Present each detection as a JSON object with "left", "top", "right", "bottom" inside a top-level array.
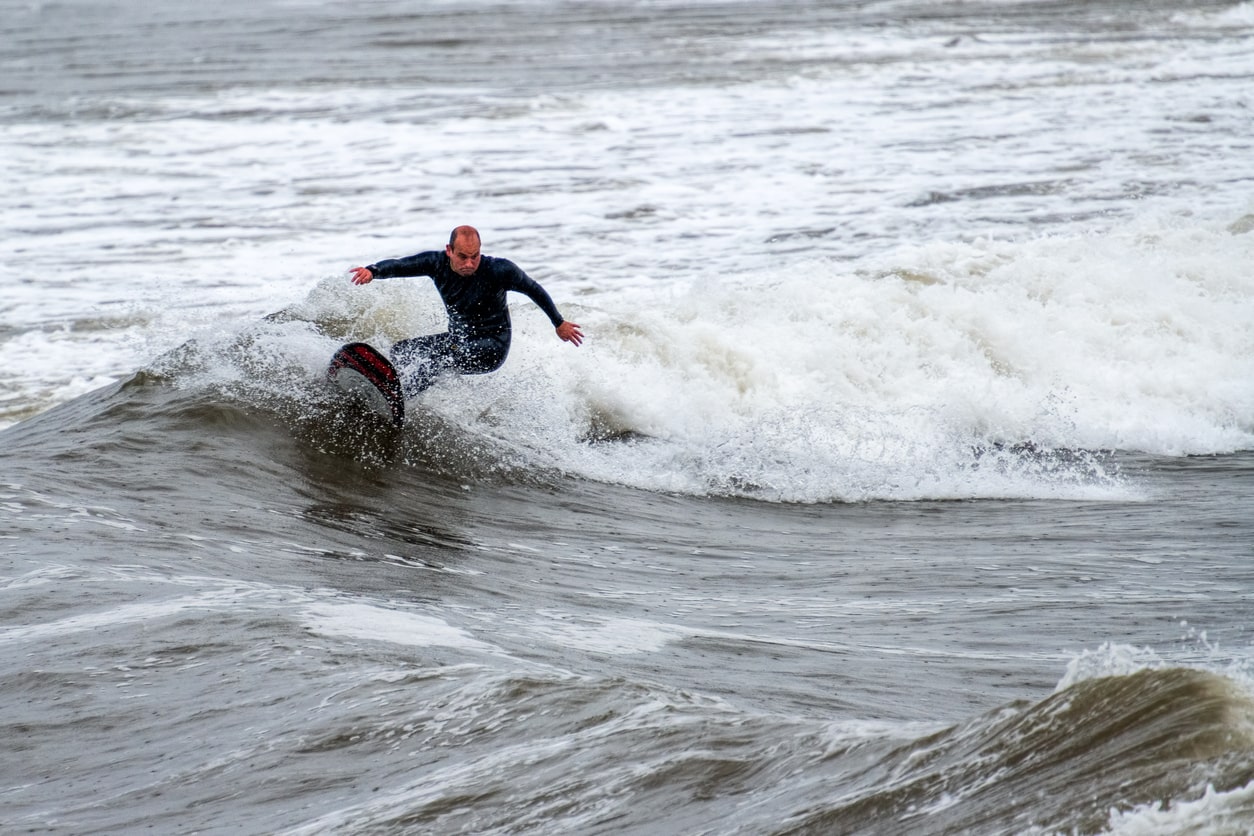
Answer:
[{"left": 350, "top": 251, "right": 441, "bottom": 284}]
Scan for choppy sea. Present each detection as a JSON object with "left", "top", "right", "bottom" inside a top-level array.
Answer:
[{"left": 3, "top": 1, "right": 1254, "bottom": 833}]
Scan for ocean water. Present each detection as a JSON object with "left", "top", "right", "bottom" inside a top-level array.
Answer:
[{"left": 3, "top": 0, "right": 1254, "bottom": 833}]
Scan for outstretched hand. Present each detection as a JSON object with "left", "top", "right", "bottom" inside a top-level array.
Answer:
[
  {"left": 349, "top": 266, "right": 374, "bottom": 285},
  {"left": 556, "top": 321, "right": 584, "bottom": 347}
]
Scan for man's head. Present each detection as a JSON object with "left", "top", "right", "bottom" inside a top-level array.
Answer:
[{"left": 446, "top": 225, "right": 482, "bottom": 276}]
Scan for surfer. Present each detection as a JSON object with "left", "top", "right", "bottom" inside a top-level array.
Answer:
[{"left": 349, "top": 225, "right": 583, "bottom": 397}]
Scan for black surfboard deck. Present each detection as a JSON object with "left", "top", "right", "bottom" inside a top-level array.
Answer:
[{"left": 327, "top": 342, "right": 406, "bottom": 427}]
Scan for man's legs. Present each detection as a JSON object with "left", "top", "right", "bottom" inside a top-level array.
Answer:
[{"left": 389, "top": 332, "right": 510, "bottom": 399}]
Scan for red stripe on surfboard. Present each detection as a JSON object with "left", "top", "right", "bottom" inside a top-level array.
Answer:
[
  {"left": 346, "top": 344, "right": 397, "bottom": 382},
  {"left": 342, "top": 352, "right": 393, "bottom": 386},
  {"left": 329, "top": 343, "right": 399, "bottom": 391}
]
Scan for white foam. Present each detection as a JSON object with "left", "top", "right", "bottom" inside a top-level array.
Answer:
[
  {"left": 302, "top": 601, "right": 494, "bottom": 651},
  {"left": 527, "top": 611, "right": 686, "bottom": 654},
  {"left": 1103, "top": 781, "right": 1254, "bottom": 835},
  {"left": 1054, "top": 643, "right": 1167, "bottom": 692},
  {"left": 1174, "top": 2, "right": 1254, "bottom": 29},
  {"left": 416, "top": 214, "right": 1253, "bottom": 501},
  {"left": 0, "top": 590, "right": 249, "bottom": 645}
]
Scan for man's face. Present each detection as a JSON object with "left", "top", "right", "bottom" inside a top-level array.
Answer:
[{"left": 446, "top": 236, "right": 482, "bottom": 277}]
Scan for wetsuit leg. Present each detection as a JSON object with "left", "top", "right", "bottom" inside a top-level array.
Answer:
[
  {"left": 389, "top": 332, "right": 511, "bottom": 398},
  {"left": 390, "top": 333, "right": 458, "bottom": 397},
  {"left": 452, "top": 333, "right": 510, "bottom": 376}
]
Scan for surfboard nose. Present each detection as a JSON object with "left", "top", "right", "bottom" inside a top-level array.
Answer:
[{"left": 328, "top": 343, "right": 406, "bottom": 427}]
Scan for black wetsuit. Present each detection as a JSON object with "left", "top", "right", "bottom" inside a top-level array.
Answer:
[{"left": 365, "top": 250, "right": 566, "bottom": 396}]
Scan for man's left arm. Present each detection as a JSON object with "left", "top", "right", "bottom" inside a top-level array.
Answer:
[{"left": 506, "top": 263, "right": 583, "bottom": 346}]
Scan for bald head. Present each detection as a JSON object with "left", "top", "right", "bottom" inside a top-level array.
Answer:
[
  {"left": 446, "top": 225, "right": 483, "bottom": 276},
  {"left": 449, "top": 225, "right": 480, "bottom": 249}
]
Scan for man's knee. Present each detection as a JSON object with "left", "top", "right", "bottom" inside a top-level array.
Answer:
[{"left": 456, "top": 338, "right": 509, "bottom": 375}]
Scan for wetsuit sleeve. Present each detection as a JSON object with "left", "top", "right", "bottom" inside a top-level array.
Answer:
[
  {"left": 366, "top": 250, "right": 442, "bottom": 279},
  {"left": 502, "top": 261, "right": 565, "bottom": 327}
]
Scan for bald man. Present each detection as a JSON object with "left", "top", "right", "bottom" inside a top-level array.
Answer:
[{"left": 349, "top": 226, "right": 583, "bottom": 397}]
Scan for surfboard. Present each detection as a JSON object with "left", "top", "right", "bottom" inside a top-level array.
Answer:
[{"left": 327, "top": 342, "right": 406, "bottom": 427}]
